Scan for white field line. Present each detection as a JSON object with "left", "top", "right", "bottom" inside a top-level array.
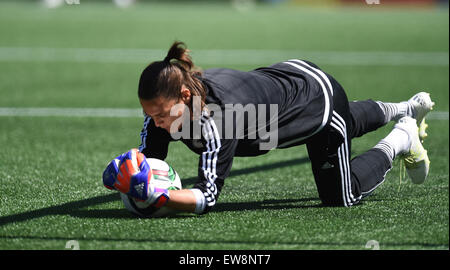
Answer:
[
  {"left": 0, "top": 107, "right": 143, "bottom": 118},
  {"left": 0, "top": 107, "right": 448, "bottom": 120},
  {"left": 0, "top": 47, "right": 448, "bottom": 66}
]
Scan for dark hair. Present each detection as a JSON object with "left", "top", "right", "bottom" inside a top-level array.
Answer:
[{"left": 138, "top": 41, "right": 206, "bottom": 108}]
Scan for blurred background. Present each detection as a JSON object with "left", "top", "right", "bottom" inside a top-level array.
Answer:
[{"left": 0, "top": 0, "right": 448, "bottom": 109}]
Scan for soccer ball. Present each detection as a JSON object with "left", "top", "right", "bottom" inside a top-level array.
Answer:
[{"left": 120, "top": 158, "right": 182, "bottom": 218}]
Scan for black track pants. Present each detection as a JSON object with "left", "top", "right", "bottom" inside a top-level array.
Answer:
[{"left": 306, "top": 76, "right": 392, "bottom": 206}]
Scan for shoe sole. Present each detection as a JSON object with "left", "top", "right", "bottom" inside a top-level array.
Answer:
[{"left": 396, "top": 116, "right": 430, "bottom": 185}]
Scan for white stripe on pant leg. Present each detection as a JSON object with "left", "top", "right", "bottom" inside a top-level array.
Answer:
[
  {"left": 334, "top": 112, "right": 362, "bottom": 202},
  {"left": 333, "top": 112, "right": 362, "bottom": 202},
  {"left": 332, "top": 115, "right": 357, "bottom": 204},
  {"left": 330, "top": 121, "right": 344, "bottom": 137},
  {"left": 331, "top": 119, "right": 353, "bottom": 206},
  {"left": 339, "top": 122, "right": 360, "bottom": 203},
  {"left": 331, "top": 114, "right": 359, "bottom": 205},
  {"left": 336, "top": 144, "right": 349, "bottom": 207},
  {"left": 340, "top": 138, "right": 359, "bottom": 205},
  {"left": 333, "top": 123, "right": 354, "bottom": 205}
]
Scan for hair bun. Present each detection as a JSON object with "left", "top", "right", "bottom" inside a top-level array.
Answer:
[{"left": 164, "top": 41, "right": 193, "bottom": 70}]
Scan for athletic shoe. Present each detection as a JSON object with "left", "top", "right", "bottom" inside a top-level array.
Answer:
[
  {"left": 408, "top": 92, "right": 434, "bottom": 141},
  {"left": 395, "top": 116, "right": 430, "bottom": 184}
]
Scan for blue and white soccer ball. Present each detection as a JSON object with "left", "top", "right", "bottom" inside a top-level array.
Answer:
[{"left": 120, "top": 158, "right": 182, "bottom": 218}]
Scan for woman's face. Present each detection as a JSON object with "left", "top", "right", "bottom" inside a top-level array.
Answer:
[{"left": 140, "top": 86, "right": 191, "bottom": 134}]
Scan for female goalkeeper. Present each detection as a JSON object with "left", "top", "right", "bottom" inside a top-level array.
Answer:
[{"left": 102, "top": 41, "right": 434, "bottom": 215}]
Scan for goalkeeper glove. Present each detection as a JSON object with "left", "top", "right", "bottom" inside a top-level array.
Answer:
[
  {"left": 105, "top": 149, "right": 170, "bottom": 207},
  {"left": 102, "top": 153, "right": 126, "bottom": 190}
]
